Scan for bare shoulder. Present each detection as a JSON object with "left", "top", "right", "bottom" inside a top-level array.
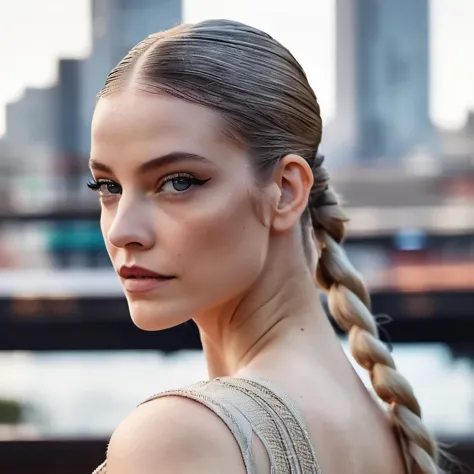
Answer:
[{"left": 106, "top": 394, "right": 246, "bottom": 474}]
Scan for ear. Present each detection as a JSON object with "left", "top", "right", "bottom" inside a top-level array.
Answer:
[{"left": 271, "top": 154, "right": 313, "bottom": 233}]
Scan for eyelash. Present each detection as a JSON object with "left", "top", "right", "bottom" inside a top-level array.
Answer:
[
  {"left": 86, "top": 179, "right": 116, "bottom": 192},
  {"left": 86, "top": 173, "right": 210, "bottom": 195},
  {"left": 161, "top": 173, "right": 210, "bottom": 190}
]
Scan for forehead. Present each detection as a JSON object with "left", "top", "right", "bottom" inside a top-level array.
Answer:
[{"left": 91, "top": 91, "right": 232, "bottom": 160}]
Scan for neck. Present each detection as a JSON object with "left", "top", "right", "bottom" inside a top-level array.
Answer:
[{"left": 194, "top": 256, "right": 340, "bottom": 380}]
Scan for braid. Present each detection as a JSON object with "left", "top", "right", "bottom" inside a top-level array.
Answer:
[{"left": 308, "top": 160, "right": 441, "bottom": 474}]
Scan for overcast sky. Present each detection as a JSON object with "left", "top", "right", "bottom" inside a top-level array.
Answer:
[{"left": 0, "top": 0, "right": 473, "bottom": 136}]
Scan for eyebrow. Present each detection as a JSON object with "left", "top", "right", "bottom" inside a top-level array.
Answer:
[{"left": 88, "top": 152, "right": 212, "bottom": 174}]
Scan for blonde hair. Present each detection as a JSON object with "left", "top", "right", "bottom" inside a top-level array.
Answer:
[
  {"left": 309, "top": 164, "right": 440, "bottom": 473},
  {"left": 97, "top": 19, "right": 442, "bottom": 473}
]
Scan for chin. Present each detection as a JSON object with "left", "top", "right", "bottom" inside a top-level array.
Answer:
[{"left": 127, "top": 299, "right": 192, "bottom": 331}]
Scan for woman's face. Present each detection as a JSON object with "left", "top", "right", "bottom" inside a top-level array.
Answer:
[{"left": 90, "top": 91, "right": 272, "bottom": 330}]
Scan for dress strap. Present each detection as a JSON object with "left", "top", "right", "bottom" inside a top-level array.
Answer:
[{"left": 216, "top": 376, "right": 322, "bottom": 474}]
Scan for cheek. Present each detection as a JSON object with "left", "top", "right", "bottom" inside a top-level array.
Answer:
[{"left": 174, "top": 194, "right": 268, "bottom": 294}]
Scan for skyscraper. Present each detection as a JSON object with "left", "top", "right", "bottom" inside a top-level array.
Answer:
[{"left": 333, "top": 0, "right": 432, "bottom": 162}]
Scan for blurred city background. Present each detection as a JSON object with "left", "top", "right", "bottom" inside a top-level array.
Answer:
[{"left": 0, "top": 0, "right": 473, "bottom": 472}]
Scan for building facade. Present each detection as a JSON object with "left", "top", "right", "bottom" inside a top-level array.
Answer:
[{"left": 332, "top": 0, "right": 432, "bottom": 163}]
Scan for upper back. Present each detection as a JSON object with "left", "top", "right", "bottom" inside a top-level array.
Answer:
[{"left": 274, "top": 370, "right": 411, "bottom": 474}]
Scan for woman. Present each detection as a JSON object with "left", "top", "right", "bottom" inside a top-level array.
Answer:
[{"left": 89, "top": 20, "right": 440, "bottom": 474}]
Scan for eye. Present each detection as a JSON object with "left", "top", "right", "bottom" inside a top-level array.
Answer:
[
  {"left": 87, "top": 179, "right": 122, "bottom": 196},
  {"left": 159, "top": 173, "right": 210, "bottom": 194}
]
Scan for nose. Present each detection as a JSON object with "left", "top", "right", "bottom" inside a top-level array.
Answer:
[{"left": 105, "top": 197, "right": 156, "bottom": 250}]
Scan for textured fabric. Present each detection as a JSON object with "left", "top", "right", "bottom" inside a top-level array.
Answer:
[{"left": 92, "top": 375, "right": 322, "bottom": 474}]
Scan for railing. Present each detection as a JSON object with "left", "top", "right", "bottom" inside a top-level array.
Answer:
[{"left": 1, "top": 289, "right": 474, "bottom": 352}]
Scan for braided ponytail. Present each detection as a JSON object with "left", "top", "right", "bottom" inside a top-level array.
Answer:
[{"left": 308, "top": 156, "right": 441, "bottom": 474}]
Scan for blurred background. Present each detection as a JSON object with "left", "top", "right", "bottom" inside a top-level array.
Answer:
[{"left": 0, "top": 0, "right": 473, "bottom": 472}]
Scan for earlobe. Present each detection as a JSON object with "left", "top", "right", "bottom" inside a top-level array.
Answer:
[{"left": 271, "top": 154, "right": 313, "bottom": 233}]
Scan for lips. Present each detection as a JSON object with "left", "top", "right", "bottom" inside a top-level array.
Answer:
[
  {"left": 118, "top": 265, "right": 175, "bottom": 294},
  {"left": 118, "top": 265, "right": 173, "bottom": 280}
]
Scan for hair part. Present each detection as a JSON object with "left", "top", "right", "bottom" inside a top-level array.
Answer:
[{"left": 98, "top": 19, "right": 442, "bottom": 473}]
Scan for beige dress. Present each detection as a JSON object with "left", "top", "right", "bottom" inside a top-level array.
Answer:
[{"left": 92, "top": 374, "right": 412, "bottom": 473}]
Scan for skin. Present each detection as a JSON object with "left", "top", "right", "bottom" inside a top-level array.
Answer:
[{"left": 90, "top": 90, "right": 407, "bottom": 473}]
